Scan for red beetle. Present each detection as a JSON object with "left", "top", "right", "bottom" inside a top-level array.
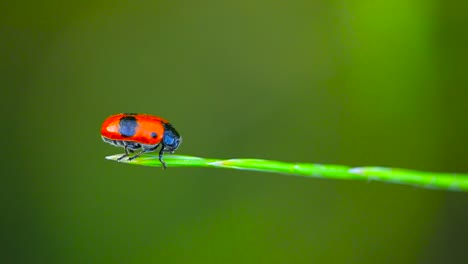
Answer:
[{"left": 101, "top": 113, "right": 181, "bottom": 168}]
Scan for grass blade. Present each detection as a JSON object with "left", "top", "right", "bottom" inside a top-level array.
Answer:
[{"left": 106, "top": 154, "right": 468, "bottom": 191}]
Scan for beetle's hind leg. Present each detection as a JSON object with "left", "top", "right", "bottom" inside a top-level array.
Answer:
[{"left": 117, "top": 145, "right": 131, "bottom": 161}]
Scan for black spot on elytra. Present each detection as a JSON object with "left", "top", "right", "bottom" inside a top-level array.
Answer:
[
  {"left": 119, "top": 116, "right": 137, "bottom": 137},
  {"left": 151, "top": 132, "right": 157, "bottom": 138}
]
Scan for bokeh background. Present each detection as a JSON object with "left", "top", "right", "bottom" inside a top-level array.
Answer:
[{"left": 3, "top": 0, "right": 468, "bottom": 263}]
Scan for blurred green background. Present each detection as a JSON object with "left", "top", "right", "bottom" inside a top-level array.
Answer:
[{"left": 3, "top": 0, "right": 468, "bottom": 263}]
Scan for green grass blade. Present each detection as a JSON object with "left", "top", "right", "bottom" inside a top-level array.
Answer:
[{"left": 106, "top": 154, "right": 468, "bottom": 191}]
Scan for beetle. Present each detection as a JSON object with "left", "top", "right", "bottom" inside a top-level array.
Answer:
[{"left": 101, "top": 113, "right": 181, "bottom": 168}]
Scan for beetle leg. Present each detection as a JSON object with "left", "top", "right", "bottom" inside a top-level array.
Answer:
[
  {"left": 128, "top": 149, "right": 147, "bottom": 161},
  {"left": 117, "top": 145, "right": 130, "bottom": 161},
  {"left": 158, "top": 145, "right": 167, "bottom": 169}
]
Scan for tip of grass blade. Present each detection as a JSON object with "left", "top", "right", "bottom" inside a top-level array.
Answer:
[
  {"left": 105, "top": 154, "right": 124, "bottom": 161},
  {"left": 104, "top": 153, "right": 212, "bottom": 168}
]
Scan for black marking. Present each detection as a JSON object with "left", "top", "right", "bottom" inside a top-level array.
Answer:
[
  {"left": 123, "top": 113, "right": 138, "bottom": 115},
  {"left": 151, "top": 132, "right": 157, "bottom": 138},
  {"left": 119, "top": 116, "right": 137, "bottom": 137}
]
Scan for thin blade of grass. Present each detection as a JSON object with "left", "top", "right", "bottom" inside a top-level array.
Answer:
[{"left": 106, "top": 153, "right": 468, "bottom": 191}]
